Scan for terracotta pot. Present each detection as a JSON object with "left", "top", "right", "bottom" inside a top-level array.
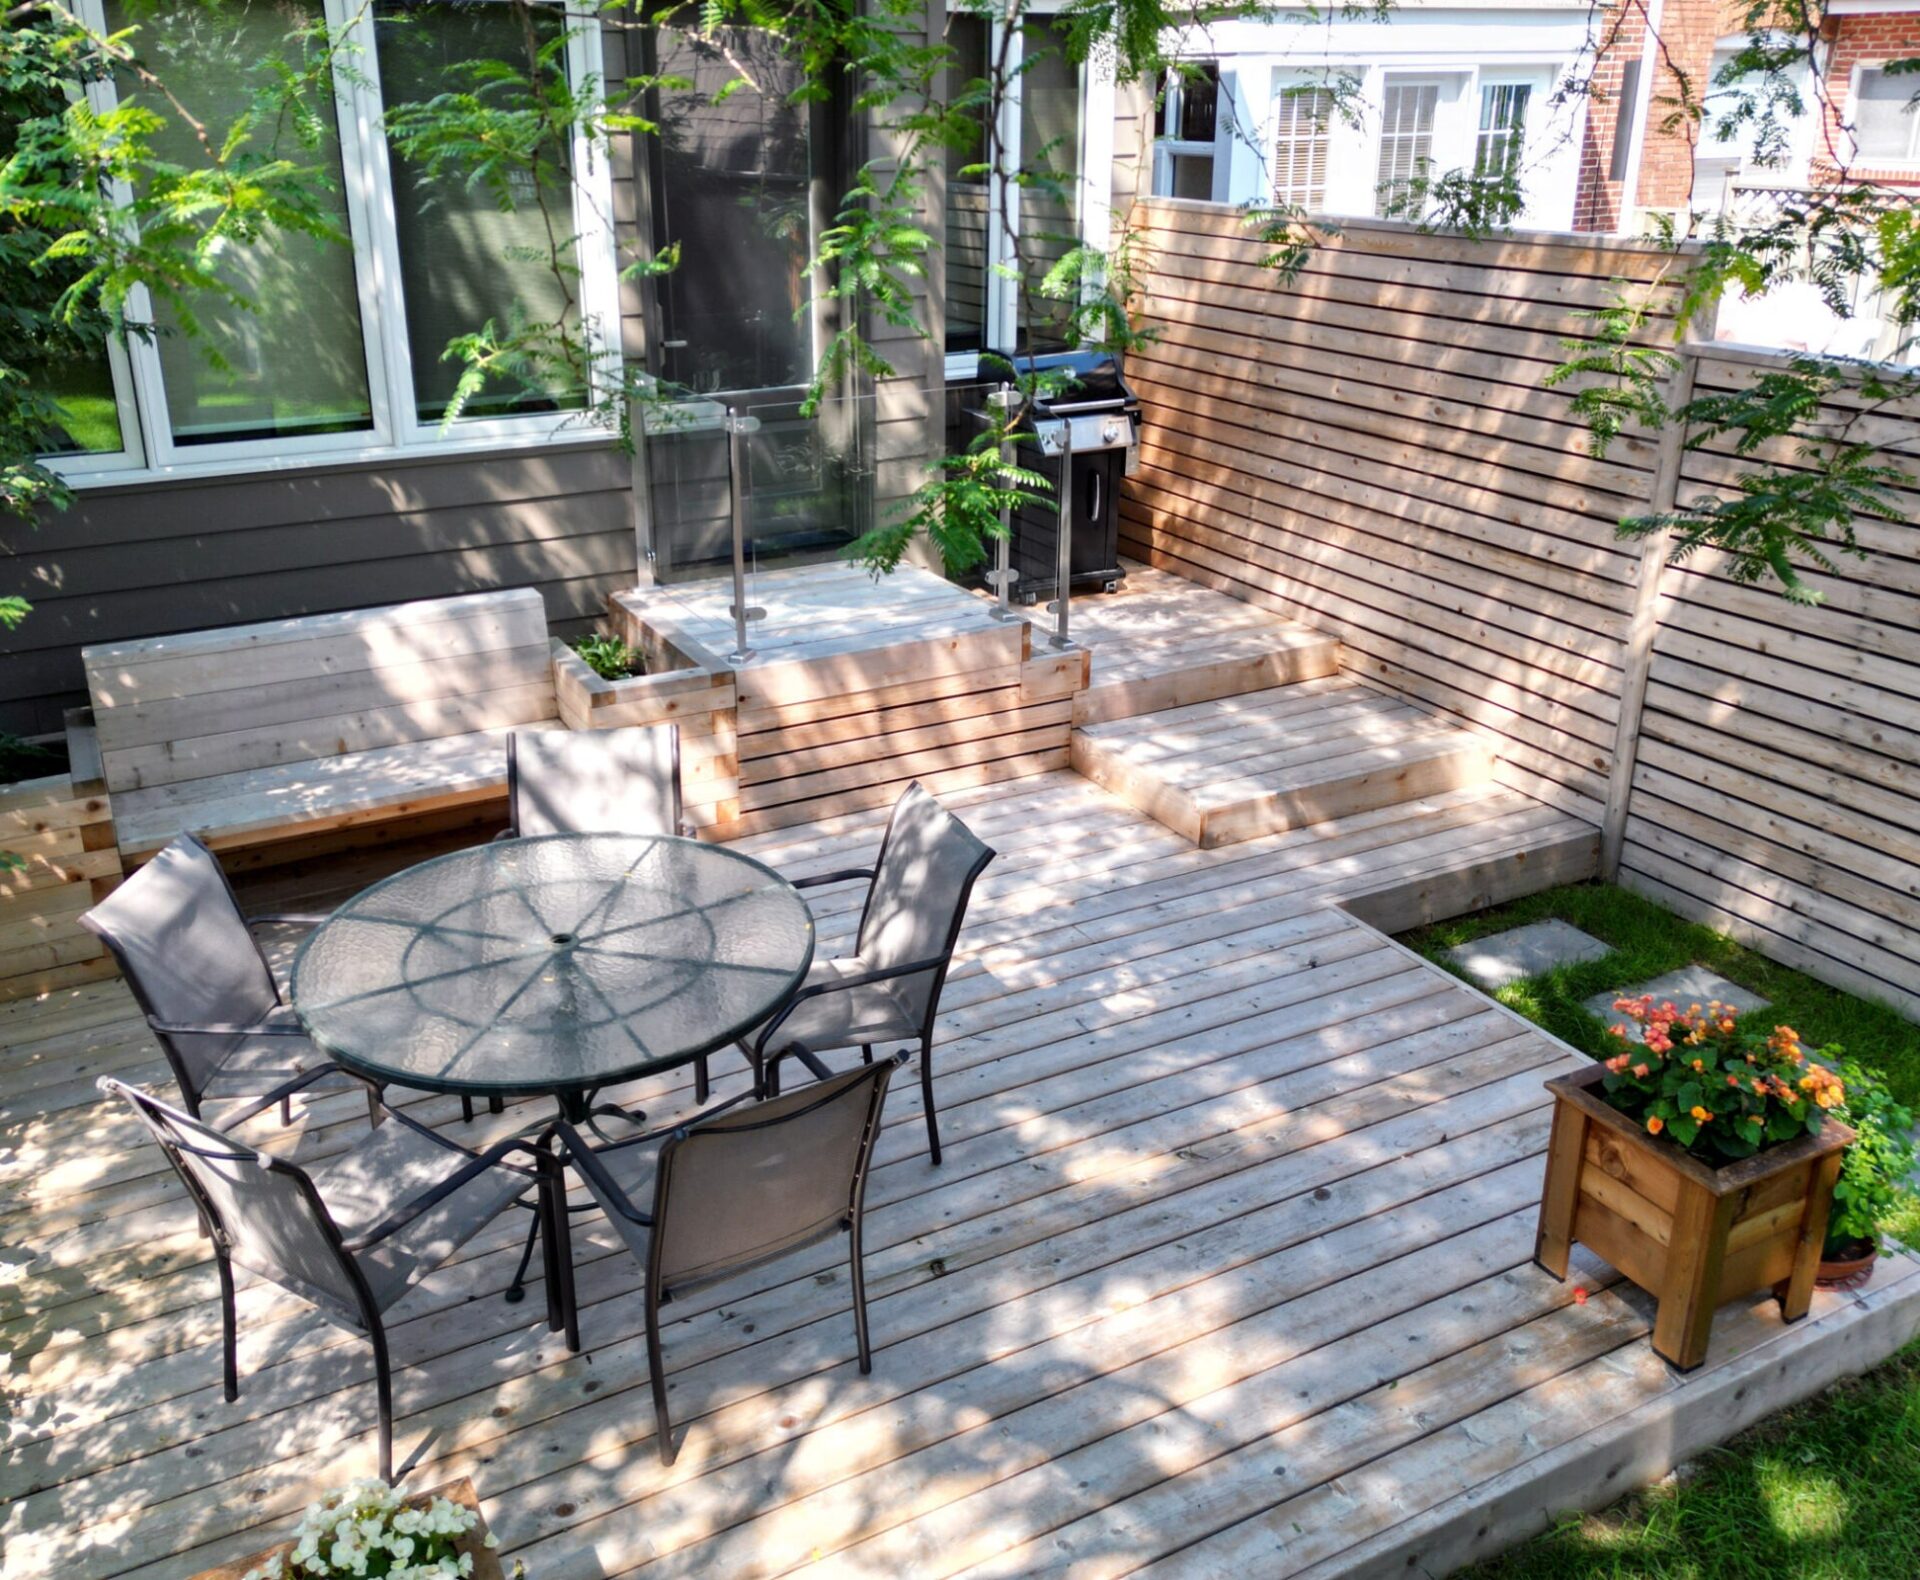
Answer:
[
  {"left": 1817, "top": 1235, "right": 1880, "bottom": 1289},
  {"left": 1535, "top": 1063, "right": 1853, "bottom": 1371}
]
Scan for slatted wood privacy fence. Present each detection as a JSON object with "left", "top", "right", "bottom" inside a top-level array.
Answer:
[{"left": 1122, "top": 198, "right": 1920, "bottom": 1019}]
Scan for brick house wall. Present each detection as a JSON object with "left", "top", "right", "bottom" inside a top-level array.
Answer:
[
  {"left": 1816, "top": 9, "right": 1920, "bottom": 186},
  {"left": 1574, "top": 3, "right": 1649, "bottom": 230}
]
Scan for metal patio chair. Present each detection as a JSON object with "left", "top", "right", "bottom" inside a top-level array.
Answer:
[
  {"left": 497, "top": 722, "right": 697, "bottom": 1117},
  {"left": 504, "top": 724, "right": 684, "bottom": 840},
  {"left": 101, "top": 1074, "right": 546, "bottom": 1483},
  {"left": 746, "top": 782, "right": 995, "bottom": 1165},
  {"left": 80, "top": 834, "right": 387, "bottom": 1125},
  {"left": 555, "top": 1055, "right": 905, "bottom": 1466}
]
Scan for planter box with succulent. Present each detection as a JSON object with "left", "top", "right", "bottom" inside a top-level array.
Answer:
[
  {"left": 1535, "top": 997, "right": 1852, "bottom": 1370},
  {"left": 198, "top": 1478, "right": 505, "bottom": 1580}
]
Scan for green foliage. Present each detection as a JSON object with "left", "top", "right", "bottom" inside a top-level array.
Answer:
[
  {"left": 1623, "top": 361, "right": 1904, "bottom": 603},
  {"left": 570, "top": 632, "right": 640, "bottom": 681},
  {"left": 1825, "top": 1057, "right": 1918, "bottom": 1253},
  {"left": 1543, "top": 290, "right": 1681, "bottom": 461},
  {"left": 1595, "top": 998, "right": 1842, "bottom": 1160}
]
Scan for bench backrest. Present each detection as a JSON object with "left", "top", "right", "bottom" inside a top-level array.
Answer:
[{"left": 82, "top": 590, "right": 556, "bottom": 795}]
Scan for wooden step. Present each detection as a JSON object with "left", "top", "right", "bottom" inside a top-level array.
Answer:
[
  {"left": 1071, "top": 678, "right": 1494, "bottom": 848},
  {"left": 1018, "top": 562, "right": 1341, "bottom": 724}
]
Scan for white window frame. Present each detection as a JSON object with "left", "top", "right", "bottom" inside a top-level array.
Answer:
[
  {"left": 1267, "top": 77, "right": 1340, "bottom": 212},
  {"left": 47, "top": 0, "right": 623, "bottom": 489},
  {"left": 1372, "top": 73, "right": 1447, "bottom": 217},
  {"left": 1472, "top": 76, "right": 1534, "bottom": 177},
  {"left": 1151, "top": 62, "right": 1224, "bottom": 202},
  {"left": 1849, "top": 61, "right": 1920, "bottom": 167},
  {"left": 944, "top": 2, "right": 1115, "bottom": 382}
]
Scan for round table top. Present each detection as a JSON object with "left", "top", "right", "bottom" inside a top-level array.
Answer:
[{"left": 290, "top": 833, "right": 815, "bottom": 1102}]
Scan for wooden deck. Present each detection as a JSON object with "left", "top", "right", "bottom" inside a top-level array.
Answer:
[{"left": 4, "top": 772, "right": 1914, "bottom": 1578}]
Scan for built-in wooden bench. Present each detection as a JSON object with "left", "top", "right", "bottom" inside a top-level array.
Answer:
[{"left": 81, "top": 589, "right": 557, "bottom": 864}]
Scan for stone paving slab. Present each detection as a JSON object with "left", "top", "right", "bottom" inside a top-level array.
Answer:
[
  {"left": 1446, "top": 919, "right": 1610, "bottom": 991},
  {"left": 1586, "top": 965, "right": 1770, "bottom": 1041}
]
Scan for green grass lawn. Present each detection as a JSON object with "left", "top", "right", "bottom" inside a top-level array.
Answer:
[
  {"left": 1398, "top": 882, "right": 1920, "bottom": 1580},
  {"left": 1402, "top": 882, "right": 1920, "bottom": 1107}
]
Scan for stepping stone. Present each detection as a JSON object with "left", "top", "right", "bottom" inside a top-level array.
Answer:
[
  {"left": 1585, "top": 966, "right": 1770, "bottom": 1042},
  {"left": 1445, "top": 919, "right": 1610, "bottom": 991}
]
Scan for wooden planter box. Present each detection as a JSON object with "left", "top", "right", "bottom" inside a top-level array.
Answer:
[
  {"left": 0, "top": 752, "right": 123, "bottom": 1003},
  {"left": 1535, "top": 1063, "right": 1852, "bottom": 1370},
  {"left": 190, "top": 1478, "right": 502, "bottom": 1580},
  {"left": 550, "top": 638, "right": 740, "bottom": 832}
]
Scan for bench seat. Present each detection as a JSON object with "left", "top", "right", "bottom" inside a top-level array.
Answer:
[
  {"left": 107, "top": 728, "right": 522, "bottom": 861},
  {"left": 82, "top": 589, "right": 558, "bottom": 865}
]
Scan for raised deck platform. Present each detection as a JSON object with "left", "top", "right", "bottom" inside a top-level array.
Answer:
[
  {"left": 7, "top": 772, "right": 1915, "bottom": 1579},
  {"left": 1020, "top": 562, "right": 1340, "bottom": 725}
]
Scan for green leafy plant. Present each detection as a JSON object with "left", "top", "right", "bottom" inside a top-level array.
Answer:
[
  {"left": 1825, "top": 1055, "right": 1919, "bottom": 1256},
  {"left": 1598, "top": 996, "right": 1844, "bottom": 1160},
  {"left": 570, "top": 632, "right": 640, "bottom": 682}
]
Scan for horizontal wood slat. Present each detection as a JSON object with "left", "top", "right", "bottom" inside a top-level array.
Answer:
[{"left": 1121, "top": 200, "right": 1677, "bottom": 827}]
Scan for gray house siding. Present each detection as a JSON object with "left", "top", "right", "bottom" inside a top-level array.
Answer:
[{"left": 1, "top": 442, "right": 634, "bottom": 736}]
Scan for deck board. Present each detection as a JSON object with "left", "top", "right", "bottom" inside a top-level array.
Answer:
[{"left": 3, "top": 772, "right": 1912, "bottom": 1578}]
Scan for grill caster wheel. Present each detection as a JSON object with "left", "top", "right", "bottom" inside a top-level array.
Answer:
[{"left": 1103, "top": 579, "right": 1121, "bottom": 594}]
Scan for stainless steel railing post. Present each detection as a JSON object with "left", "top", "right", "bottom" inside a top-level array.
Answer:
[
  {"left": 725, "top": 406, "right": 763, "bottom": 665},
  {"left": 984, "top": 382, "right": 1020, "bottom": 622},
  {"left": 1047, "top": 421, "right": 1074, "bottom": 651}
]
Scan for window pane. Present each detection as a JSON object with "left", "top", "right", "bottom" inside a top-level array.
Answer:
[
  {"left": 37, "top": 353, "right": 124, "bottom": 456},
  {"left": 944, "top": 13, "right": 990, "bottom": 354},
  {"left": 647, "top": 23, "right": 813, "bottom": 393},
  {"left": 1856, "top": 69, "right": 1919, "bottom": 162},
  {"left": 1474, "top": 83, "right": 1529, "bottom": 177},
  {"left": 1017, "top": 18, "right": 1081, "bottom": 351},
  {"left": 1169, "top": 153, "right": 1214, "bottom": 200},
  {"left": 1273, "top": 87, "right": 1332, "bottom": 210},
  {"left": 1376, "top": 81, "right": 1438, "bottom": 216},
  {"left": 375, "top": 0, "right": 584, "bottom": 421},
  {"left": 104, "top": 0, "right": 373, "bottom": 446},
  {"left": 1177, "top": 64, "right": 1219, "bottom": 144}
]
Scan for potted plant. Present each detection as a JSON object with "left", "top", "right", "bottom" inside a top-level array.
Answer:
[
  {"left": 1535, "top": 997, "right": 1852, "bottom": 1370},
  {"left": 196, "top": 1478, "right": 505, "bottom": 1580},
  {"left": 1818, "top": 1055, "right": 1917, "bottom": 1287}
]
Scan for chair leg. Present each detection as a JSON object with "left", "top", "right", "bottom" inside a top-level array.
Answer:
[
  {"left": 279, "top": 1094, "right": 293, "bottom": 1127},
  {"left": 919, "top": 1038, "right": 942, "bottom": 1166},
  {"left": 365, "top": 1084, "right": 383, "bottom": 1129},
  {"left": 504, "top": 1206, "right": 542, "bottom": 1307},
  {"left": 370, "top": 1318, "right": 395, "bottom": 1485},
  {"left": 545, "top": 1149, "right": 581, "bottom": 1355},
  {"left": 694, "top": 1053, "right": 710, "bottom": 1105},
  {"left": 215, "top": 1248, "right": 240, "bottom": 1403},
  {"left": 645, "top": 1294, "right": 676, "bottom": 1467},
  {"left": 861, "top": 1043, "right": 874, "bottom": 1065},
  {"left": 849, "top": 1222, "right": 873, "bottom": 1373}
]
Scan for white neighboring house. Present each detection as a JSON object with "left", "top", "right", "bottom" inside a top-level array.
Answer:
[{"left": 1147, "top": 2, "right": 1595, "bottom": 231}]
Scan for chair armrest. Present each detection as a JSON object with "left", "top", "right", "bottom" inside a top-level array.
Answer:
[
  {"left": 492, "top": 827, "right": 518, "bottom": 843},
  {"left": 551, "top": 1120, "right": 657, "bottom": 1227},
  {"left": 148, "top": 1016, "right": 312, "bottom": 1039},
  {"left": 792, "top": 867, "right": 875, "bottom": 890},
  {"left": 341, "top": 1135, "right": 544, "bottom": 1251},
  {"left": 248, "top": 914, "right": 331, "bottom": 930}
]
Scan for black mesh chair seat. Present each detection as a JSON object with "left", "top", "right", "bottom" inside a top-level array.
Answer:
[
  {"left": 103, "top": 1075, "right": 543, "bottom": 1481},
  {"left": 557, "top": 1057, "right": 904, "bottom": 1466},
  {"left": 193, "top": 1006, "right": 344, "bottom": 1096},
  {"left": 313, "top": 1119, "right": 531, "bottom": 1315},
  {"left": 750, "top": 959, "right": 921, "bottom": 1053}
]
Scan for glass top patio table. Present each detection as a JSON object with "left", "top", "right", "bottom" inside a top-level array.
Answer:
[{"left": 290, "top": 833, "right": 815, "bottom": 1115}]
